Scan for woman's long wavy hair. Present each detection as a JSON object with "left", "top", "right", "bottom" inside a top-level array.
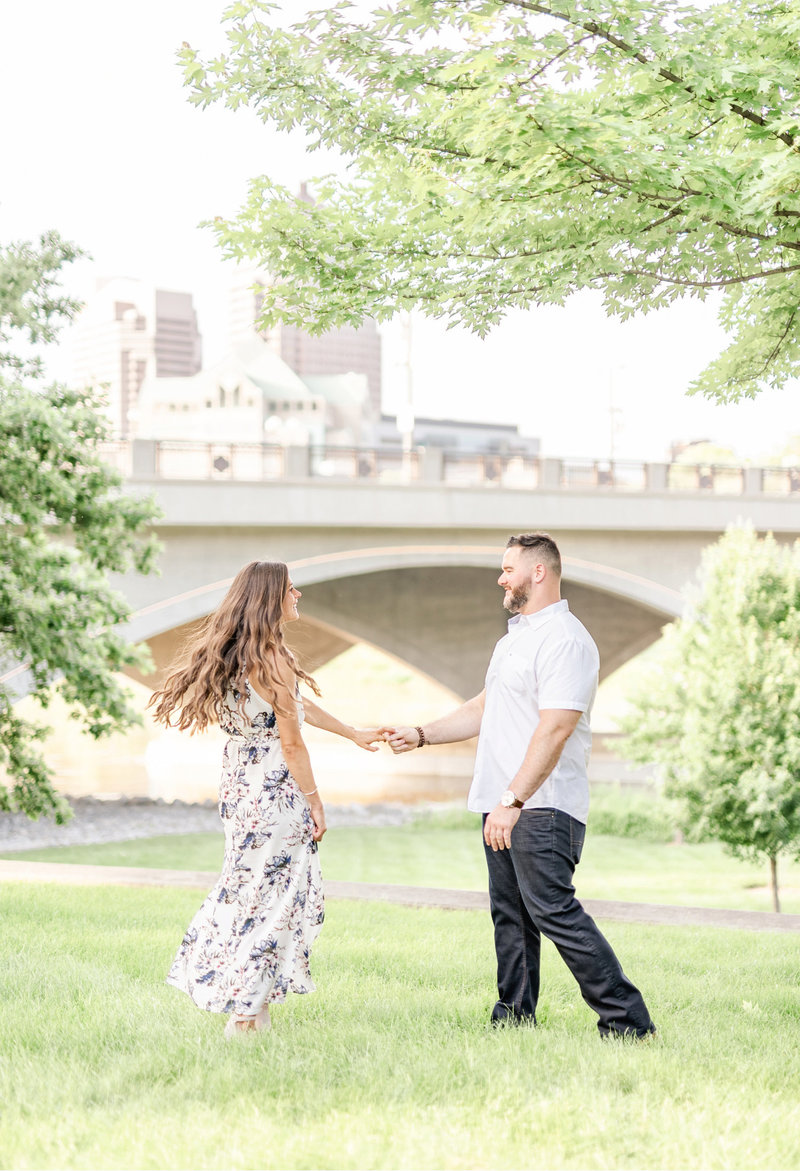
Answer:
[{"left": 148, "top": 561, "right": 320, "bottom": 733}]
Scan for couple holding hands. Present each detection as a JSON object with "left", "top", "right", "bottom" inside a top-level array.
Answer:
[{"left": 151, "top": 535, "right": 655, "bottom": 1040}]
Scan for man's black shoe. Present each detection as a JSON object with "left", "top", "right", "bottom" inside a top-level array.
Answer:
[
  {"left": 490, "top": 1004, "right": 536, "bottom": 1028},
  {"left": 600, "top": 1024, "right": 658, "bottom": 1041}
]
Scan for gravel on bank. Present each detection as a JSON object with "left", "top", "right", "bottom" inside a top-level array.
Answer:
[{"left": 0, "top": 795, "right": 418, "bottom": 852}]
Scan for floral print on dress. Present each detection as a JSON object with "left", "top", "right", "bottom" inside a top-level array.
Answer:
[{"left": 167, "top": 682, "right": 324, "bottom": 1015}]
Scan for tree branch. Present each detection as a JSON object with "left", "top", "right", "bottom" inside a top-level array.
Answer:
[
  {"left": 760, "top": 307, "right": 799, "bottom": 375},
  {"left": 604, "top": 262, "right": 800, "bottom": 289},
  {"left": 513, "top": 32, "right": 595, "bottom": 87},
  {"left": 504, "top": 0, "right": 798, "bottom": 149},
  {"left": 537, "top": 129, "right": 800, "bottom": 252}
]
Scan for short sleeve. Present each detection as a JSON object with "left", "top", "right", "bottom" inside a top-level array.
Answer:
[{"left": 537, "top": 637, "right": 598, "bottom": 712}]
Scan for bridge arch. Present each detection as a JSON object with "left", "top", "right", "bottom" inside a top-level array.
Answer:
[{"left": 125, "top": 546, "right": 682, "bottom": 697}]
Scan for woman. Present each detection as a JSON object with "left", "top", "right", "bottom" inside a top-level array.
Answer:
[{"left": 149, "top": 560, "right": 384, "bottom": 1037}]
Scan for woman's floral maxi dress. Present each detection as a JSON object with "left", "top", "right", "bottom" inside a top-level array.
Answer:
[{"left": 167, "top": 683, "right": 324, "bottom": 1016}]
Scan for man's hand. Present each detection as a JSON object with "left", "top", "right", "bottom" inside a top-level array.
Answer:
[
  {"left": 484, "top": 805, "right": 520, "bottom": 851},
  {"left": 384, "top": 726, "right": 420, "bottom": 754}
]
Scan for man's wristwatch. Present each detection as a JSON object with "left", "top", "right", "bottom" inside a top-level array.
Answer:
[{"left": 500, "top": 789, "right": 525, "bottom": 809}]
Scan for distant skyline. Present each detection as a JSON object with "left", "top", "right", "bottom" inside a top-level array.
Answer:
[{"left": 2, "top": 0, "right": 798, "bottom": 461}]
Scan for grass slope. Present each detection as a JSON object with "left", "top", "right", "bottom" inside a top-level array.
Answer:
[{"left": 1, "top": 883, "right": 799, "bottom": 1170}]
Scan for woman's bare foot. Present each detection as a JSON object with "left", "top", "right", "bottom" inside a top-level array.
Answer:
[
  {"left": 253, "top": 1006, "right": 271, "bottom": 1032},
  {"left": 223, "top": 1014, "right": 257, "bottom": 1039}
]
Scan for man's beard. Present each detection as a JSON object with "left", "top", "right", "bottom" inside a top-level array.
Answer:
[{"left": 503, "top": 584, "right": 529, "bottom": 614}]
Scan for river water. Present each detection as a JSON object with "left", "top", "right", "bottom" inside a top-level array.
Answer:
[
  {"left": 13, "top": 647, "right": 651, "bottom": 805},
  {"left": 37, "top": 716, "right": 479, "bottom": 805},
  {"left": 31, "top": 722, "right": 648, "bottom": 806}
]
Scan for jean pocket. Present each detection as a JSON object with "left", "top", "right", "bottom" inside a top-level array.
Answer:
[{"left": 569, "top": 817, "right": 585, "bottom": 865}]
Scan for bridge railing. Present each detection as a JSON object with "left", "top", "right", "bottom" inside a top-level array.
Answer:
[
  {"left": 309, "top": 445, "right": 421, "bottom": 482},
  {"left": 109, "top": 439, "right": 800, "bottom": 497},
  {"left": 442, "top": 450, "right": 539, "bottom": 487}
]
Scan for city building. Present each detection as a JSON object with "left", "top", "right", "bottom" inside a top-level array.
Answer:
[
  {"left": 73, "top": 272, "right": 537, "bottom": 458},
  {"left": 229, "top": 267, "right": 382, "bottom": 416},
  {"left": 136, "top": 339, "right": 326, "bottom": 445},
  {"left": 302, "top": 372, "right": 371, "bottom": 447},
  {"left": 373, "top": 414, "right": 540, "bottom": 457},
  {"left": 70, "top": 278, "right": 202, "bottom": 436}
]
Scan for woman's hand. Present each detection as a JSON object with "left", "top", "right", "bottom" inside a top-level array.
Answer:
[
  {"left": 307, "top": 797, "right": 327, "bottom": 842},
  {"left": 350, "top": 726, "right": 392, "bottom": 752}
]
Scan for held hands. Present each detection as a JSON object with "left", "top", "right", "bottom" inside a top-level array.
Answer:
[
  {"left": 351, "top": 726, "right": 394, "bottom": 752},
  {"left": 383, "top": 726, "right": 421, "bottom": 754},
  {"left": 484, "top": 805, "right": 520, "bottom": 851},
  {"left": 305, "top": 724, "right": 429, "bottom": 840},
  {"left": 342, "top": 722, "right": 426, "bottom": 753}
]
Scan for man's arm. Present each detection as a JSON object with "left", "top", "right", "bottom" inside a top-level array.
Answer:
[
  {"left": 385, "top": 690, "right": 486, "bottom": 753},
  {"left": 483, "top": 708, "right": 581, "bottom": 851}
]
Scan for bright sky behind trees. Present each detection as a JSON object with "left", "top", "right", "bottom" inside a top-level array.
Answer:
[{"left": 2, "top": 0, "right": 799, "bottom": 460}]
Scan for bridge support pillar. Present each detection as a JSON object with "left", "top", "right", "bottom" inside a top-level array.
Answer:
[
  {"left": 645, "top": 463, "right": 669, "bottom": 492},
  {"left": 285, "top": 445, "right": 311, "bottom": 478},
  {"left": 743, "top": 467, "right": 764, "bottom": 494},
  {"left": 540, "top": 458, "right": 562, "bottom": 490},
  {"left": 420, "top": 446, "right": 444, "bottom": 482},
  {"left": 131, "top": 439, "right": 157, "bottom": 478}
]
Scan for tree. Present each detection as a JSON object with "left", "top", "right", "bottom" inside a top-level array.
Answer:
[
  {"left": 0, "top": 233, "right": 160, "bottom": 821},
  {"left": 620, "top": 526, "right": 800, "bottom": 912},
  {"left": 766, "top": 434, "right": 800, "bottom": 466},
  {"left": 180, "top": 0, "right": 800, "bottom": 404}
]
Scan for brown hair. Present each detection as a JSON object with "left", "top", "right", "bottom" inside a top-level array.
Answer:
[
  {"left": 148, "top": 560, "right": 320, "bottom": 732},
  {"left": 506, "top": 532, "right": 562, "bottom": 576}
]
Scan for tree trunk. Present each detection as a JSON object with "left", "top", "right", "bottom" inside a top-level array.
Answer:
[{"left": 769, "top": 854, "right": 780, "bottom": 913}]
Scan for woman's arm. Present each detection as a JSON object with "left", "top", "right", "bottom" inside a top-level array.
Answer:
[
  {"left": 301, "top": 694, "right": 389, "bottom": 753},
  {"left": 252, "top": 657, "right": 326, "bottom": 842}
]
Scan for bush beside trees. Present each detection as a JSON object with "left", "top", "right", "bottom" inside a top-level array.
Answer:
[{"left": 621, "top": 526, "right": 800, "bottom": 911}]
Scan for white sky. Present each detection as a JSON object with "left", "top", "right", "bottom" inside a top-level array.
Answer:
[{"left": 2, "top": 0, "right": 798, "bottom": 462}]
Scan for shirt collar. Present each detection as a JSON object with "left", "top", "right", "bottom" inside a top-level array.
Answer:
[{"left": 507, "top": 598, "right": 569, "bottom": 634}]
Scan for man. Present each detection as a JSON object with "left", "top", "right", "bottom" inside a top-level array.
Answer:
[{"left": 386, "top": 532, "right": 655, "bottom": 1038}]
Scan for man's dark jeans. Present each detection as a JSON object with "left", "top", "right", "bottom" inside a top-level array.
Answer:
[{"left": 483, "top": 807, "right": 655, "bottom": 1037}]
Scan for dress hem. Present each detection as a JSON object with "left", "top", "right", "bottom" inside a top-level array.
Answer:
[{"left": 165, "top": 974, "right": 317, "bottom": 1015}]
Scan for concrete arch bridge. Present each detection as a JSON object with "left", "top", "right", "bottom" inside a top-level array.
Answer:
[{"left": 117, "top": 463, "right": 800, "bottom": 699}]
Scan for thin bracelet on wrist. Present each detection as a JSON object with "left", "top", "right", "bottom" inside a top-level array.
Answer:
[
  {"left": 300, "top": 787, "right": 318, "bottom": 797},
  {"left": 415, "top": 726, "right": 426, "bottom": 748}
]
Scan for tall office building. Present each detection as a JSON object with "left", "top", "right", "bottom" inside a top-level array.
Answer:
[
  {"left": 229, "top": 268, "right": 382, "bottom": 416},
  {"left": 70, "top": 278, "right": 202, "bottom": 436}
]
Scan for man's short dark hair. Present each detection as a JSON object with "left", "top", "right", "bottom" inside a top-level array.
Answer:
[{"left": 506, "top": 532, "right": 562, "bottom": 576}]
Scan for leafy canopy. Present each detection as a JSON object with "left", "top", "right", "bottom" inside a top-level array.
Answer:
[
  {"left": 621, "top": 526, "right": 800, "bottom": 909},
  {"left": 180, "top": 0, "right": 800, "bottom": 403},
  {"left": 0, "top": 233, "right": 160, "bottom": 820}
]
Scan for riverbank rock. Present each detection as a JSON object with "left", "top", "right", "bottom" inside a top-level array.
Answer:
[{"left": 0, "top": 796, "right": 417, "bottom": 852}]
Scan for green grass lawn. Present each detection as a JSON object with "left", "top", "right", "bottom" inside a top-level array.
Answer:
[
  {"left": 1, "top": 881, "right": 799, "bottom": 1170},
  {"left": 6, "top": 820, "right": 800, "bottom": 914}
]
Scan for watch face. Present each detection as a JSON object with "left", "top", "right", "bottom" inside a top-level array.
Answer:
[{"left": 501, "top": 791, "right": 513, "bottom": 807}]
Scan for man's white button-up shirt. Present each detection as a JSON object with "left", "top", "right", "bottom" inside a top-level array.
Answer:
[{"left": 467, "top": 599, "right": 599, "bottom": 824}]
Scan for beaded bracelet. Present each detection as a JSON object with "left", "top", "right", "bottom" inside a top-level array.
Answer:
[{"left": 415, "top": 726, "right": 426, "bottom": 748}]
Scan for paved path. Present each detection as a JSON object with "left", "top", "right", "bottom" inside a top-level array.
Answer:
[{"left": 2, "top": 858, "right": 799, "bottom": 933}]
